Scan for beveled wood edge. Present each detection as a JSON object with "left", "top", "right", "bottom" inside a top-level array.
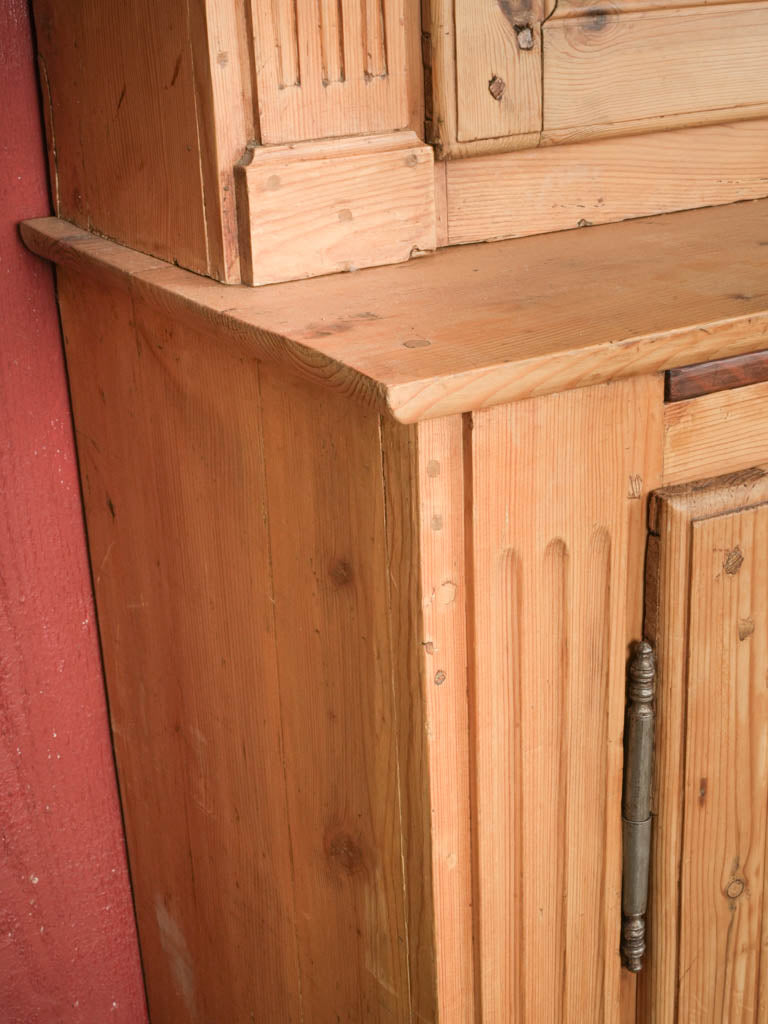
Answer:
[
  {"left": 20, "top": 215, "right": 768, "bottom": 424},
  {"left": 649, "top": 466, "right": 768, "bottom": 533},
  {"left": 19, "top": 217, "right": 391, "bottom": 414}
]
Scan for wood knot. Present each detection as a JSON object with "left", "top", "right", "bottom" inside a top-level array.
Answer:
[
  {"left": 724, "top": 546, "right": 744, "bottom": 575},
  {"left": 325, "top": 830, "right": 365, "bottom": 875},
  {"left": 330, "top": 560, "right": 353, "bottom": 586},
  {"left": 726, "top": 878, "right": 745, "bottom": 900},
  {"left": 434, "top": 670, "right": 446, "bottom": 686},
  {"left": 488, "top": 75, "right": 506, "bottom": 101},
  {"left": 514, "top": 25, "right": 534, "bottom": 50},
  {"left": 585, "top": 8, "right": 609, "bottom": 30},
  {"left": 739, "top": 617, "right": 755, "bottom": 641}
]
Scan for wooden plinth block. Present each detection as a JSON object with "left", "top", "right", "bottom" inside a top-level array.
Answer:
[{"left": 234, "top": 132, "right": 436, "bottom": 286}]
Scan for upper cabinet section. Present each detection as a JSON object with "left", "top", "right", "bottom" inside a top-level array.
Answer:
[
  {"left": 250, "top": 0, "right": 412, "bottom": 142},
  {"left": 426, "top": 0, "right": 768, "bottom": 157},
  {"left": 32, "top": 0, "right": 768, "bottom": 284}
]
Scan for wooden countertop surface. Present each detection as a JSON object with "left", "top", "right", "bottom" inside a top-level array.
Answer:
[{"left": 21, "top": 201, "right": 768, "bottom": 422}]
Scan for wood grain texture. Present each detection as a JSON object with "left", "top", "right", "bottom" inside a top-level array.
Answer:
[
  {"left": 31, "top": 0, "right": 248, "bottom": 280},
  {"left": 679, "top": 505, "right": 768, "bottom": 1021},
  {"left": 22, "top": 199, "right": 768, "bottom": 422},
  {"left": 663, "top": 380, "right": 768, "bottom": 485},
  {"left": 666, "top": 349, "right": 768, "bottom": 402},
  {"left": 446, "top": 120, "right": 768, "bottom": 246},
  {"left": 235, "top": 132, "right": 436, "bottom": 285},
  {"left": 469, "top": 377, "right": 663, "bottom": 1021},
  {"left": 416, "top": 416, "right": 476, "bottom": 1022},
  {"left": 56, "top": 267, "right": 435, "bottom": 1021},
  {"left": 425, "top": 0, "right": 548, "bottom": 156},
  {"left": 187, "top": 0, "right": 256, "bottom": 281},
  {"left": 257, "top": 367, "right": 414, "bottom": 1020},
  {"left": 543, "top": 3, "right": 768, "bottom": 141},
  {"left": 380, "top": 416, "right": 439, "bottom": 1023},
  {"left": 454, "top": 0, "right": 545, "bottom": 144},
  {"left": 248, "top": 0, "right": 412, "bottom": 142},
  {"left": 643, "top": 468, "right": 768, "bottom": 1022}
]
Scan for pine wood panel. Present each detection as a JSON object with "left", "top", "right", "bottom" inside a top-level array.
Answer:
[
  {"left": 234, "top": 132, "right": 436, "bottom": 285},
  {"left": 446, "top": 121, "right": 768, "bottom": 246},
  {"left": 249, "top": 0, "right": 411, "bottom": 143},
  {"left": 56, "top": 272, "right": 302, "bottom": 1022},
  {"left": 643, "top": 469, "right": 768, "bottom": 1022},
  {"left": 416, "top": 417, "right": 476, "bottom": 1022},
  {"left": 470, "top": 377, "right": 663, "bottom": 1021},
  {"left": 426, "top": 0, "right": 549, "bottom": 157},
  {"left": 256, "top": 368, "right": 413, "bottom": 1020},
  {"left": 56, "top": 268, "right": 436, "bottom": 1022},
  {"left": 555, "top": 0, "right": 750, "bottom": 13},
  {"left": 679, "top": 505, "right": 768, "bottom": 1020},
  {"left": 22, "top": 200, "right": 768, "bottom": 423},
  {"left": 543, "top": 3, "right": 768, "bottom": 142},
  {"left": 31, "top": 0, "right": 251, "bottom": 281},
  {"left": 454, "top": 0, "right": 546, "bottom": 144},
  {"left": 663, "top": 380, "right": 768, "bottom": 485}
]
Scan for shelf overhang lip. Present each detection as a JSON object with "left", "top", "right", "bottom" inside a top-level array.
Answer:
[{"left": 20, "top": 204, "right": 768, "bottom": 423}]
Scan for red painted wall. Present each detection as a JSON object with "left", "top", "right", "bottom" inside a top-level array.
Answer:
[{"left": 0, "top": 2, "right": 148, "bottom": 1021}]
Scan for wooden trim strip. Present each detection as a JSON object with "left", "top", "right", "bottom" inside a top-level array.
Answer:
[
  {"left": 665, "top": 348, "right": 768, "bottom": 401},
  {"left": 445, "top": 120, "right": 768, "bottom": 247}
]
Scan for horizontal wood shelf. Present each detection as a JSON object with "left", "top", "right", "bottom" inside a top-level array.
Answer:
[{"left": 21, "top": 199, "right": 768, "bottom": 422}]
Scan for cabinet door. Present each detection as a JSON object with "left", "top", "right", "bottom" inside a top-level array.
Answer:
[{"left": 641, "top": 467, "right": 768, "bottom": 1021}]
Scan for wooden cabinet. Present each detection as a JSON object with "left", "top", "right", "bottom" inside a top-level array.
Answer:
[
  {"left": 21, "top": 2, "right": 768, "bottom": 1017},
  {"left": 20, "top": 199, "right": 768, "bottom": 1021}
]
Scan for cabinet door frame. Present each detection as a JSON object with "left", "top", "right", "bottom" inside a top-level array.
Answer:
[{"left": 641, "top": 466, "right": 768, "bottom": 1021}]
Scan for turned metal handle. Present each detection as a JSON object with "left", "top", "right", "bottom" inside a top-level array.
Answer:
[{"left": 621, "top": 641, "right": 656, "bottom": 972}]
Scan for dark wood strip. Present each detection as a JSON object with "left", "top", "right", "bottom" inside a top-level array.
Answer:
[{"left": 666, "top": 349, "right": 768, "bottom": 402}]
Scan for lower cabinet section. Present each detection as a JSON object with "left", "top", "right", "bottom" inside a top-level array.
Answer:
[{"left": 44, "top": 231, "right": 768, "bottom": 1021}]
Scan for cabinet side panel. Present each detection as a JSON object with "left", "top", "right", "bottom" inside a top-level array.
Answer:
[
  {"left": 32, "top": 0, "right": 213, "bottom": 276},
  {"left": 256, "top": 370, "right": 415, "bottom": 1020},
  {"left": 58, "top": 270, "right": 431, "bottom": 1023},
  {"left": 469, "top": 377, "right": 663, "bottom": 1021},
  {"left": 56, "top": 271, "right": 302, "bottom": 1022}
]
